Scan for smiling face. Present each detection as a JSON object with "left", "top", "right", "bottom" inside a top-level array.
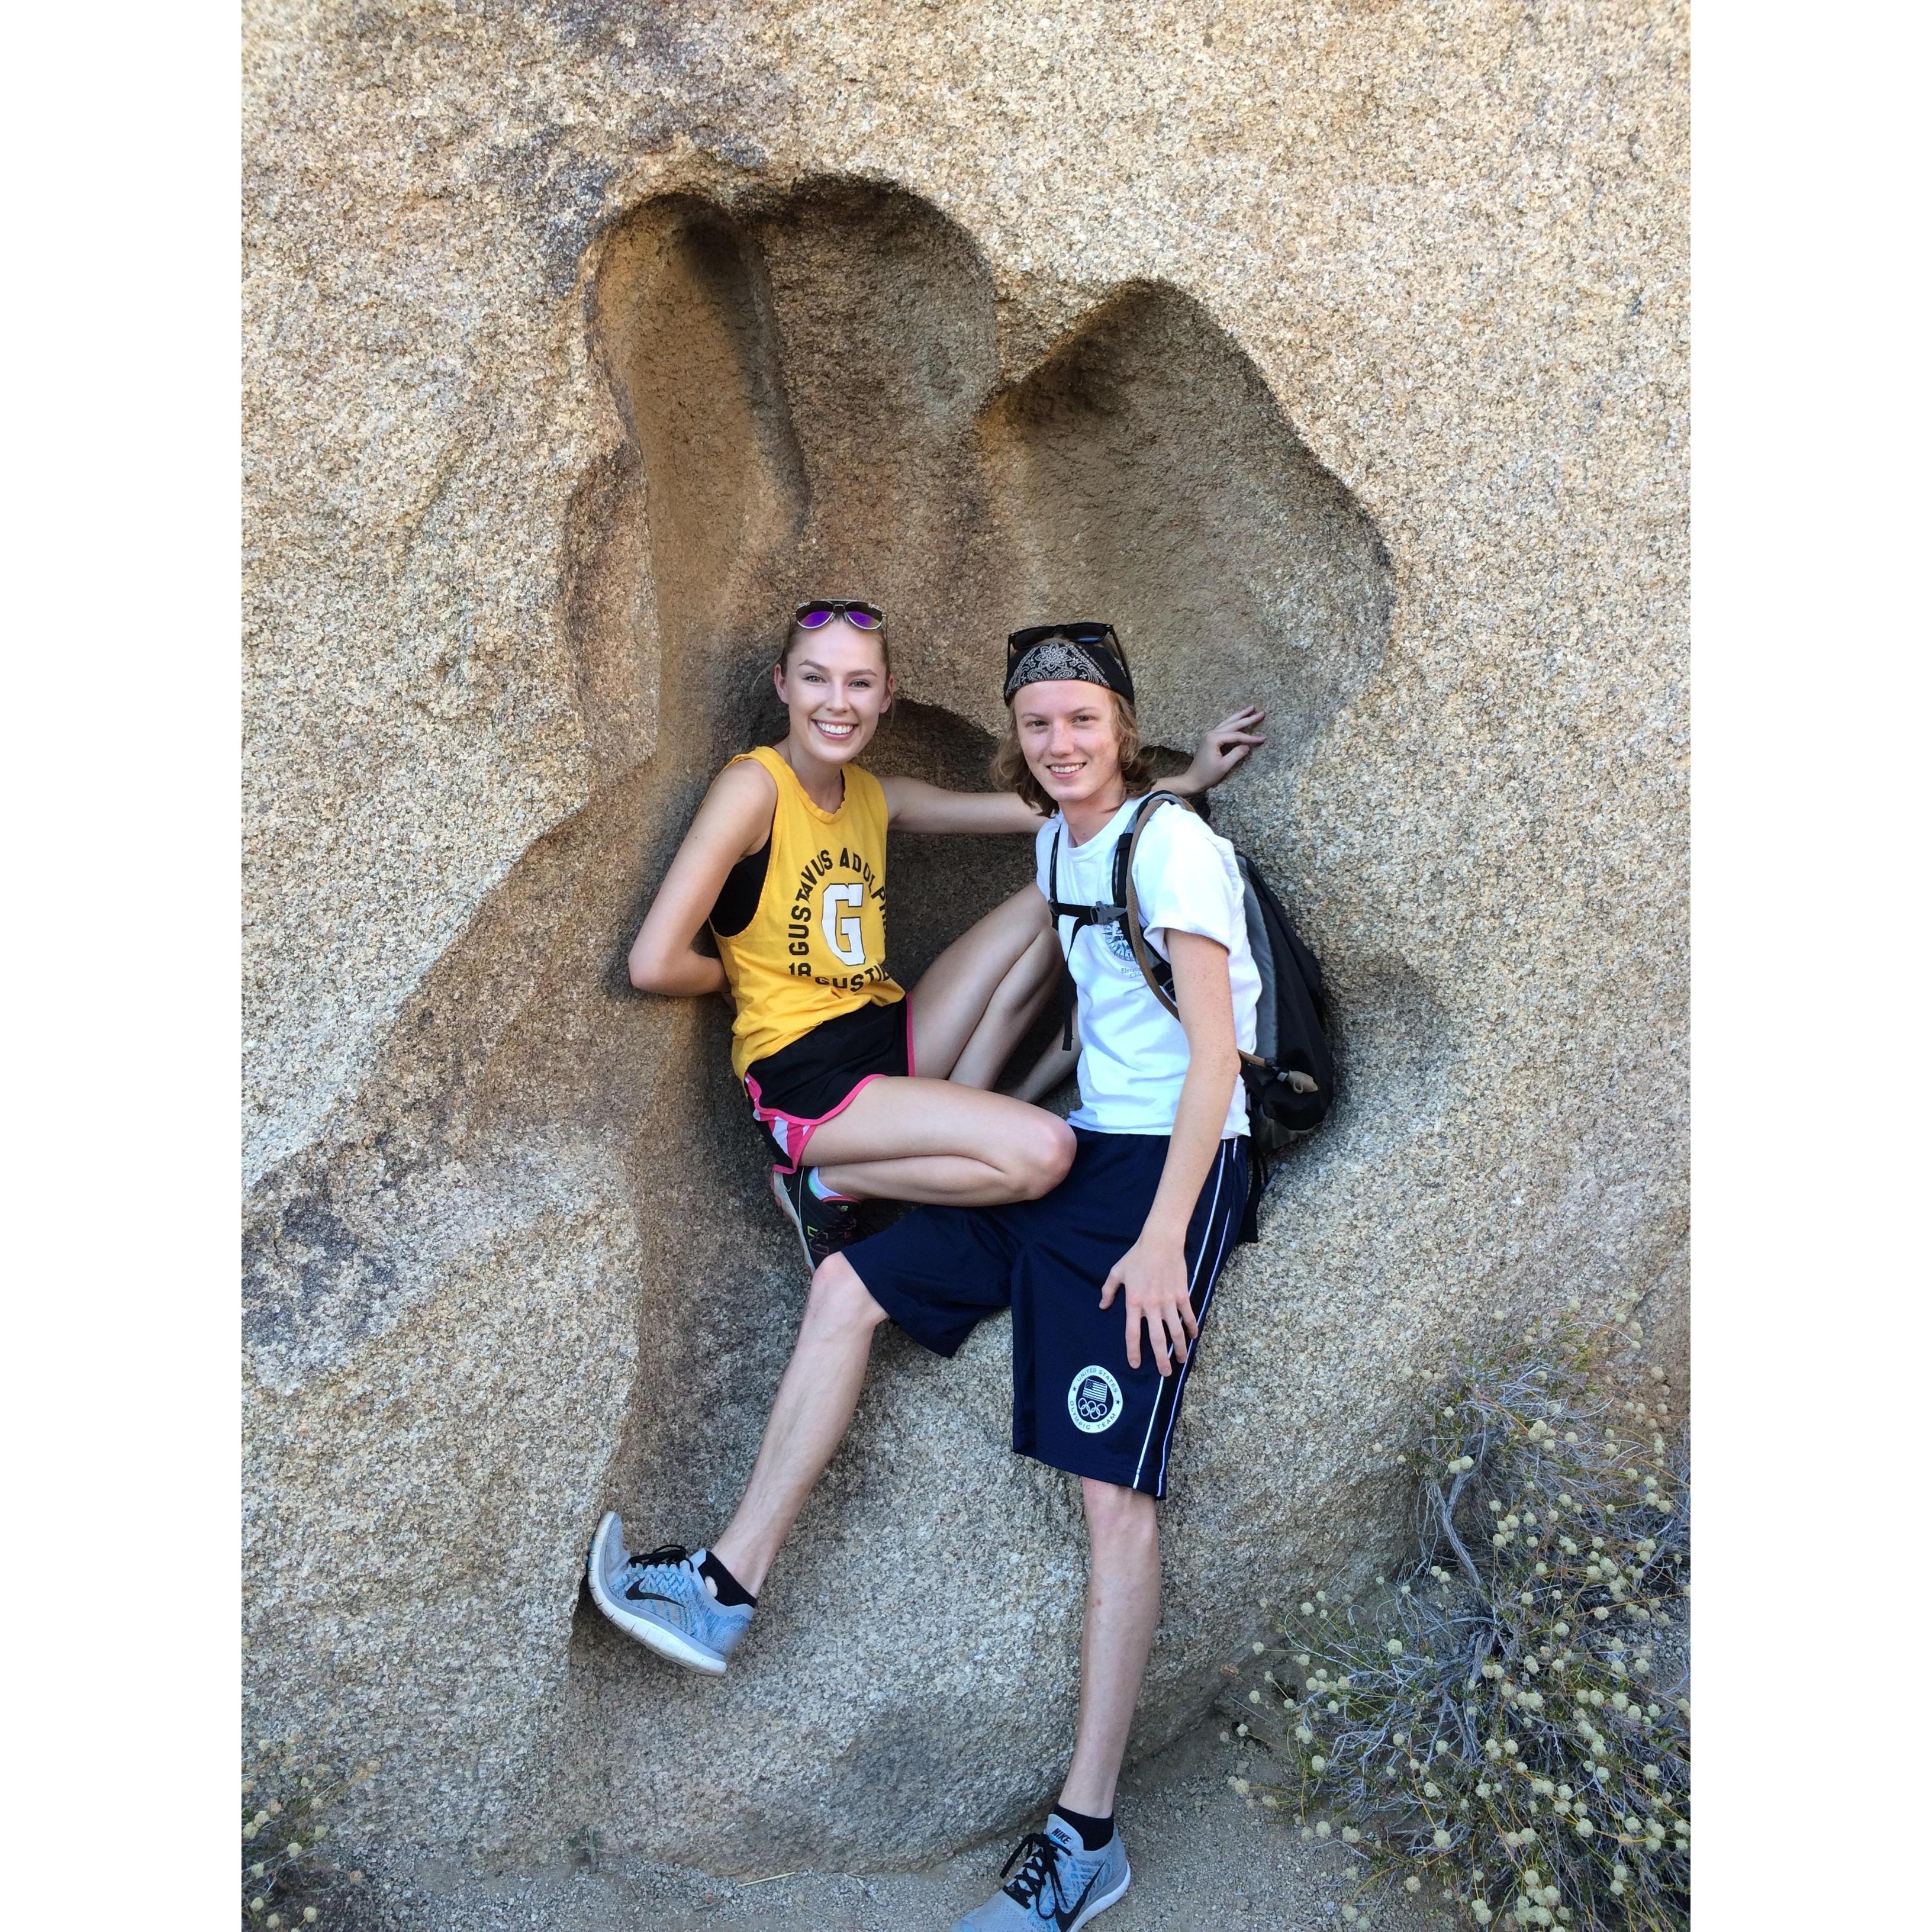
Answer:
[
  {"left": 1012, "top": 678, "right": 1128, "bottom": 813},
  {"left": 774, "top": 620, "right": 894, "bottom": 764}
]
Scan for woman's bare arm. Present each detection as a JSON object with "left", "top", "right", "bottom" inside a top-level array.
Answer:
[
  {"left": 877, "top": 706, "right": 1267, "bottom": 834},
  {"left": 878, "top": 775, "right": 1047, "bottom": 835},
  {"left": 627, "top": 759, "right": 778, "bottom": 997}
]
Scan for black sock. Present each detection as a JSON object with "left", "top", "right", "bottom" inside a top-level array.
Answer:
[
  {"left": 1051, "top": 1803, "right": 1115, "bottom": 1852},
  {"left": 697, "top": 1550, "right": 756, "bottom": 1608}
]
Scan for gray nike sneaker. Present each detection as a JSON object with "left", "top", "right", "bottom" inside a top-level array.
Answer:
[
  {"left": 951, "top": 1815, "right": 1131, "bottom": 1931},
  {"left": 585, "top": 1512, "right": 753, "bottom": 1676}
]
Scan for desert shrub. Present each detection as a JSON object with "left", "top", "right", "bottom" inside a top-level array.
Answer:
[
  {"left": 1228, "top": 1306, "right": 1688, "bottom": 1930},
  {"left": 240, "top": 1737, "right": 378, "bottom": 1929}
]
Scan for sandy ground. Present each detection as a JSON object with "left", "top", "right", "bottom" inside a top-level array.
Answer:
[{"left": 362, "top": 1721, "right": 1453, "bottom": 1932}]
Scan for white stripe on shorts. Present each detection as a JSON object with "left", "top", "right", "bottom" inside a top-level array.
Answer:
[{"left": 1132, "top": 1138, "right": 1238, "bottom": 1492}]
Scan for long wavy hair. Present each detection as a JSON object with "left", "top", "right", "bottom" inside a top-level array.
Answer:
[{"left": 991, "top": 691, "right": 1158, "bottom": 817}]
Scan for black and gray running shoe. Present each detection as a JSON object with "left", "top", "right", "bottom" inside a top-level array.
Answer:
[
  {"left": 951, "top": 1815, "right": 1131, "bottom": 1930},
  {"left": 769, "top": 1165, "right": 861, "bottom": 1274}
]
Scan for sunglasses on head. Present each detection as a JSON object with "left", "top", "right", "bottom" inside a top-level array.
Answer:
[
  {"left": 796, "top": 600, "right": 885, "bottom": 631},
  {"left": 1006, "top": 621, "right": 1123, "bottom": 661}
]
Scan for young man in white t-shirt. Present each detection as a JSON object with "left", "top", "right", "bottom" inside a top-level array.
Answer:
[{"left": 836, "top": 623, "right": 1263, "bottom": 1927}]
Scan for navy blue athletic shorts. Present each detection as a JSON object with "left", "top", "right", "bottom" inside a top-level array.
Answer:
[{"left": 844, "top": 1129, "right": 1248, "bottom": 1499}]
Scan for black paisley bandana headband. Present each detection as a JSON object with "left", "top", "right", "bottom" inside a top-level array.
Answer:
[{"left": 1002, "top": 622, "right": 1135, "bottom": 705}]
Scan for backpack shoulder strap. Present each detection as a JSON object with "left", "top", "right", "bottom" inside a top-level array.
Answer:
[
  {"left": 1116, "top": 791, "right": 1193, "bottom": 1023},
  {"left": 1046, "top": 817, "right": 1130, "bottom": 932},
  {"left": 1117, "top": 794, "right": 1269, "bottom": 1076},
  {"left": 1045, "top": 817, "right": 1134, "bottom": 1050}
]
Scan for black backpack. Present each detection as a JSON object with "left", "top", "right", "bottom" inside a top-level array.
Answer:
[{"left": 1045, "top": 790, "right": 1335, "bottom": 1241}]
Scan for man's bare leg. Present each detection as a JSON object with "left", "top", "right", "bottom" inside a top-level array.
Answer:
[
  {"left": 1058, "top": 1478, "right": 1163, "bottom": 1817},
  {"left": 706, "top": 1254, "right": 890, "bottom": 1596}
]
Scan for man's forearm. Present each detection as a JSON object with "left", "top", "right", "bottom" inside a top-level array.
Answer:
[{"left": 1141, "top": 1046, "right": 1239, "bottom": 1247}]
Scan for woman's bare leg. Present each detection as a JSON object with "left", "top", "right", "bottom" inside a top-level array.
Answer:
[
  {"left": 785, "top": 887, "right": 1070, "bottom": 1206},
  {"left": 948, "top": 928, "right": 1064, "bottom": 1090},
  {"left": 906, "top": 885, "right": 1054, "bottom": 1081},
  {"left": 807, "top": 1074, "right": 1074, "bottom": 1205}
]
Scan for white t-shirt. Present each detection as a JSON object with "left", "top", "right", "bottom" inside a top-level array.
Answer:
[{"left": 1033, "top": 796, "right": 1261, "bottom": 1138}]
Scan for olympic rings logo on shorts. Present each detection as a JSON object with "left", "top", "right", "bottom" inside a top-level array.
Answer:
[{"left": 1068, "top": 1365, "right": 1124, "bottom": 1434}]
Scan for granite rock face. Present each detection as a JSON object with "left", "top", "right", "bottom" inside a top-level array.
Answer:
[{"left": 242, "top": 0, "right": 1689, "bottom": 1876}]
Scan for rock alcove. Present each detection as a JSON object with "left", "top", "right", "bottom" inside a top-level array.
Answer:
[{"left": 243, "top": 176, "right": 1441, "bottom": 1872}]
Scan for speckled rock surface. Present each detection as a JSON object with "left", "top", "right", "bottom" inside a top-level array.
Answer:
[
  {"left": 352, "top": 1721, "right": 1447, "bottom": 1932},
  {"left": 243, "top": 0, "right": 1688, "bottom": 1880}
]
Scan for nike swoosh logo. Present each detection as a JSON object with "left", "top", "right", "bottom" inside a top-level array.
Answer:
[
  {"left": 624, "top": 1590, "right": 681, "bottom": 1609},
  {"left": 1053, "top": 1869, "right": 1101, "bottom": 1930}
]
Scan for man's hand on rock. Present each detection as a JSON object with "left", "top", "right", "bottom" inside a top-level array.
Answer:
[{"left": 1177, "top": 705, "right": 1267, "bottom": 794}]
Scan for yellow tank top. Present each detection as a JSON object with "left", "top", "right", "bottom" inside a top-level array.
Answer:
[{"left": 713, "top": 745, "right": 904, "bottom": 1077}]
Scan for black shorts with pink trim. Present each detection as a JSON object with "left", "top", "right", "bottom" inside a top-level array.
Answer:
[
  {"left": 844, "top": 1129, "right": 1248, "bottom": 1500},
  {"left": 742, "top": 997, "right": 913, "bottom": 1171}
]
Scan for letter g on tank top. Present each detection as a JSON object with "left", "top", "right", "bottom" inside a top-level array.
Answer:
[{"left": 711, "top": 745, "right": 904, "bottom": 1078}]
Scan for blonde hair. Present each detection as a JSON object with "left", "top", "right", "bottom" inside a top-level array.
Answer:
[{"left": 991, "top": 691, "right": 1158, "bottom": 816}]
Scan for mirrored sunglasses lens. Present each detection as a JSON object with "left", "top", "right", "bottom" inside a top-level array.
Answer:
[
  {"left": 796, "top": 606, "right": 835, "bottom": 627},
  {"left": 844, "top": 607, "right": 881, "bottom": 629}
]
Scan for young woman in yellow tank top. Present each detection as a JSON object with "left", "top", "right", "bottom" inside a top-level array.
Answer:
[{"left": 627, "top": 600, "right": 1263, "bottom": 1270}]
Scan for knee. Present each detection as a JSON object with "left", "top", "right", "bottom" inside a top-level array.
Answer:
[
  {"left": 1083, "top": 1477, "right": 1157, "bottom": 1547},
  {"left": 804, "top": 1253, "right": 888, "bottom": 1337},
  {"left": 1010, "top": 1115, "right": 1077, "bottom": 1199}
]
